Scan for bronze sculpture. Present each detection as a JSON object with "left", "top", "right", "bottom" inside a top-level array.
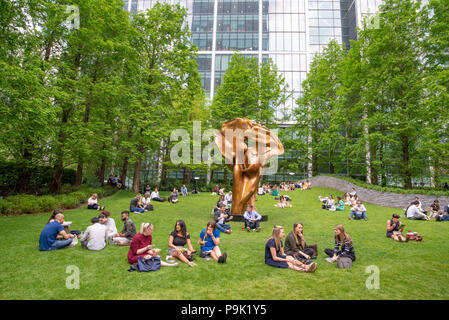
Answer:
[{"left": 214, "top": 118, "right": 284, "bottom": 215}]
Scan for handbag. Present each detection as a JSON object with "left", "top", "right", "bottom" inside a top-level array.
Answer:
[
  {"left": 137, "top": 256, "right": 161, "bottom": 272},
  {"left": 337, "top": 256, "right": 352, "bottom": 269}
]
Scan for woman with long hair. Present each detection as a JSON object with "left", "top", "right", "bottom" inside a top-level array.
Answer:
[
  {"left": 168, "top": 220, "right": 197, "bottom": 267},
  {"left": 265, "top": 226, "right": 316, "bottom": 272},
  {"left": 324, "top": 224, "right": 356, "bottom": 263},
  {"left": 284, "top": 222, "right": 316, "bottom": 262}
]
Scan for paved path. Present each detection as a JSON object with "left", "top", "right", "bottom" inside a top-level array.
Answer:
[{"left": 309, "top": 176, "right": 449, "bottom": 210}]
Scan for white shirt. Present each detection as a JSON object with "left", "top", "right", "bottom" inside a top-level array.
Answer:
[
  {"left": 88, "top": 197, "right": 98, "bottom": 205},
  {"left": 105, "top": 218, "right": 117, "bottom": 236},
  {"left": 80, "top": 223, "right": 107, "bottom": 251},
  {"left": 150, "top": 191, "right": 159, "bottom": 199},
  {"left": 142, "top": 197, "right": 151, "bottom": 205}
]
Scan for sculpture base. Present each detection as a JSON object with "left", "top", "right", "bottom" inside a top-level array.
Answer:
[{"left": 231, "top": 215, "right": 268, "bottom": 222}]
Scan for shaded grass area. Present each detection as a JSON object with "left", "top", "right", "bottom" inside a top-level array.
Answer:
[{"left": 0, "top": 187, "right": 448, "bottom": 300}]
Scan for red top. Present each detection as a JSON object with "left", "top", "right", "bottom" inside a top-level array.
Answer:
[{"left": 127, "top": 233, "right": 152, "bottom": 264}]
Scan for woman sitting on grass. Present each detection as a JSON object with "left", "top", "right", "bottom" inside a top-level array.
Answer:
[
  {"left": 168, "top": 220, "right": 197, "bottom": 267},
  {"left": 324, "top": 224, "right": 356, "bottom": 263},
  {"left": 334, "top": 196, "right": 345, "bottom": 211},
  {"left": 274, "top": 195, "right": 292, "bottom": 208},
  {"left": 284, "top": 222, "right": 316, "bottom": 263},
  {"left": 386, "top": 214, "right": 408, "bottom": 242},
  {"left": 343, "top": 192, "right": 352, "bottom": 206},
  {"left": 87, "top": 193, "right": 104, "bottom": 210},
  {"left": 128, "top": 223, "right": 178, "bottom": 267},
  {"left": 198, "top": 221, "right": 227, "bottom": 264},
  {"left": 168, "top": 188, "right": 179, "bottom": 204},
  {"left": 265, "top": 226, "right": 317, "bottom": 272}
]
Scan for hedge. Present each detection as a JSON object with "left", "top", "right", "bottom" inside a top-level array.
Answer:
[{"left": 0, "top": 185, "right": 117, "bottom": 215}]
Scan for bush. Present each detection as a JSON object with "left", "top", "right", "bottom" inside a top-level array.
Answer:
[
  {"left": 0, "top": 199, "right": 14, "bottom": 215},
  {"left": 54, "top": 195, "right": 80, "bottom": 209},
  {"left": 0, "top": 185, "right": 118, "bottom": 215}
]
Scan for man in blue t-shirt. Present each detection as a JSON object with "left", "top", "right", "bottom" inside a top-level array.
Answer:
[{"left": 39, "top": 213, "right": 75, "bottom": 251}]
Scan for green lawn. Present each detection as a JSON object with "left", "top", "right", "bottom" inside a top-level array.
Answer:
[{"left": 0, "top": 187, "right": 448, "bottom": 300}]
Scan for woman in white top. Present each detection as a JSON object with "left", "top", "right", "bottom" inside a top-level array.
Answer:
[
  {"left": 141, "top": 193, "right": 153, "bottom": 211},
  {"left": 87, "top": 193, "right": 104, "bottom": 210},
  {"left": 275, "top": 195, "right": 292, "bottom": 208}
]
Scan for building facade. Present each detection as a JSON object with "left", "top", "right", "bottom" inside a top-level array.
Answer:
[{"left": 123, "top": 0, "right": 382, "bottom": 121}]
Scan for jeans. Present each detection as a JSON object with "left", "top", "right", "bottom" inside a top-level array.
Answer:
[
  {"left": 440, "top": 215, "right": 449, "bottom": 221},
  {"left": 130, "top": 206, "right": 144, "bottom": 213},
  {"left": 50, "top": 238, "right": 73, "bottom": 250},
  {"left": 216, "top": 223, "right": 231, "bottom": 232},
  {"left": 350, "top": 211, "right": 367, "bottom": 220},
  {"left": 444, "top": 206, "right": 449, "bottom": 214},
  {"left": 88, "top": 204, "right": 99, "bottom": 210}
]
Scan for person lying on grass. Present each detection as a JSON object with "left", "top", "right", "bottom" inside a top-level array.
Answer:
[
  {"left": 167, "top": 220, "right": 197, "bottom": 267},
  {"left": 284, "top": 222, "right": 317, "bottom": 263},
  {"left": 265, "top": 225, "right": 317, "bottom": 272},
  {"left": 112, "top": 211, "right": 136, "bottom": 246},
  {"left": 198, "top": 221, "right": 227, "bottom": 264},
  {"left": 324, "top": 224, "right": 356, "bottom": 263},
  {"left": 39, "top": 213, "right": 76, "bottom": 251},
  {"left": 386, "top": 214, "right": 408, "bottom": 242},
  {"left": 128, "top": 222, "right": 178, "bottom": 267},
  {"left": 87, "top": 193, "right": 105, "bottom": 210}
]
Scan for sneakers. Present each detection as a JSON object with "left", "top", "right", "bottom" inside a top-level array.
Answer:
[
  {"left": 246, "top": 227, "right": 251, "bottom": 232},
  {"left": 256, "top": 227, "right": 261, "bottom": 232},
  {"left": 325, "top": 257, "right": 334, "bottom": 263}
]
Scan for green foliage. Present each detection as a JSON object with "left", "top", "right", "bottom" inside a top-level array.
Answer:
[{"left": 212, "top": 53, "right": 290, "bottom": 126}]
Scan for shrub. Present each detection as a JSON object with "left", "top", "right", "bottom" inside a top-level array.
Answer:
[
  {"left": 55, "top": 195, "right": 80, "bottom": 209},
  {"left": 36, "top": 195, "right": 59, "bottom": 212},
  {"left": 0, "top": 199, "right": 14, "bottom": 215}
]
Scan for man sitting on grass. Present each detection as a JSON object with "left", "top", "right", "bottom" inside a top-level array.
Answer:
[
  {"left": 406, "top": 201, "right": 429, "bottom": 221},
  {"left": 243, "top": 204, "right": 262, "bottom": 232},
  {"left": 349, "top": 200, "right": 367, "bottom": 221},
  {"left": 80, "top": 217, "right": 107, "bottom": 251},
  {"left": 214, "top": 203, "right": 233, "bottom": 234},
  {"left": 113, "top": 211, "right": 136, "bottom": 246},
  {"left": 39, "top": 213, "right": 76, "bottom": 251}
]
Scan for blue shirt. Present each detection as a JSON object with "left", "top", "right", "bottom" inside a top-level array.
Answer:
[
  {"left": 243, "top": 210, "right": 262, "bottom": 221},
  {"left": 199, "top": 228, "right": 220, "bottom": 251},
  {"left": 39, "top": 221, "right": 64, "bottom": 251}
]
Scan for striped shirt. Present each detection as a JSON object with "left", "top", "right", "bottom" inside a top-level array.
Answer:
[{"left": 334, "top": 236, "right": 354, "bottom": 255}]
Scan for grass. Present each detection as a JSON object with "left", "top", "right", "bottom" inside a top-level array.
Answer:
[{"left": 0, "top": 187, "right": 448, "bottom": 300}]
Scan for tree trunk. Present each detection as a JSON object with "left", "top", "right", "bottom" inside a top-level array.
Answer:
[
  {"left": 401, "top": 134, "right": 412, "bottom": 189},
  {"left": 132, "top": 156, "right": 142, "bottom": 193},
  {"left": 75, "top": 162, "right": 83, "bottom": 186},
  {"left": 120, "top": 156, "right": 129, "bottom": 187},
  {"left": 363, "top": 109, "right": 372, "bottom": 184},
  {"left": 370, "top": 143, "right": 378, "bottom": 185},
  {"left": 17, "top": 145, "right": 33, "bottom": 194},
  {"left": 307, "top": 105, "right": 313, "bottom": 178}
]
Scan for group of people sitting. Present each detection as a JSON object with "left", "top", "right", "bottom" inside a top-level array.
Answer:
[
  {"left": 405, "top": 197, "right": 449, "bottom": 221},
  {"left": 127, "top": 187, "right": 187, "bottom": 214},
  {"left": 39, "top": 208, "right": 229, "bottom": 267},
  {"left": 319, "top": 188, "right": 367, "bottom": 221},
  {"left": 265, "top": 223, "right": 356, "bottom": 273}
]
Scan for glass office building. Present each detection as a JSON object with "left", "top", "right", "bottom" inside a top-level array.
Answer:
[{"left": 123, "top": 0, "right": 382, "bottom": 121}]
